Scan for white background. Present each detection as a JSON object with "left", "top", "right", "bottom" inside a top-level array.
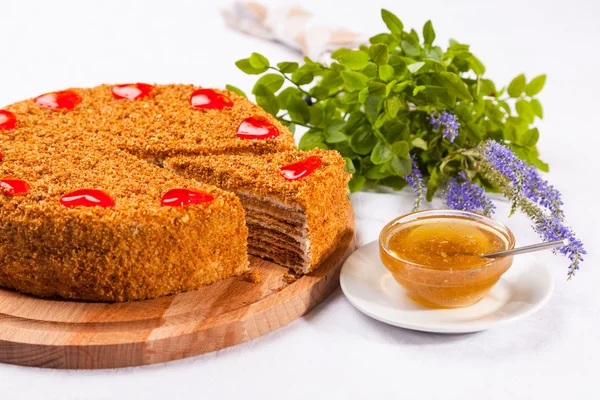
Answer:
[{"left": 1, "top": 0, "right": 599, "bottom": 399}]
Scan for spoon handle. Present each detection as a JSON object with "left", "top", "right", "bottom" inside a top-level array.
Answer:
[{"left": 482, "top": 239, "right": 568, "bottom": 259}]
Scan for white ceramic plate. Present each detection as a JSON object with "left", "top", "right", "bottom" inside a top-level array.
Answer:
[{"left": 340, "top": 240, "right": 554, "bottom": 334}]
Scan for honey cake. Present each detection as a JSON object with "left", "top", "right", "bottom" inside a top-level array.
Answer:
[
  {"left": 164, "top": 149, "right": 352, "bottom": 273},
  {"left": 0, "top": 83, "right": 350, "bottom": 301}
]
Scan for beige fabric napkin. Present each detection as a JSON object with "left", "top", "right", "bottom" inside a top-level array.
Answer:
[{"left": 222, "top": 1, "right": 368, "bottom": 60}]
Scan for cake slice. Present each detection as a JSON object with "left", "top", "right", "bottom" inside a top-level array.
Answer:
[{"left": 164, "top": 149, "right": 352, "bottom": 273}]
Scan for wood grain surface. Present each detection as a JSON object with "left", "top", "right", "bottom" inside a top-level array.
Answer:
[{"left": 0, "top": 210, "right": 355, "bottom": 369}]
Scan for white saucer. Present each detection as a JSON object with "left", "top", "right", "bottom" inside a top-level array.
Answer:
[{"left": 340, "top": 240, "right": 554, "bottom": 334}]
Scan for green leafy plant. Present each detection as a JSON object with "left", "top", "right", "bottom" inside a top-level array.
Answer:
[
  {"left": 230, "top": 9, "right": 586, "bottom": 278},
  {"left": 231, "top": 9, "right": 547, "bottom": 197}
]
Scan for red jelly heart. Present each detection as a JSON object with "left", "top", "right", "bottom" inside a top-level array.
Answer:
[
  {"left": 60, "top": 189, "right": 115, "bottom": 208},
  {"left": 161, "top": 189, "right": 215, "bottom": 207},
  {"left": 112, "top": 83, "right": 155, "bottom": 100},
  {"left": 0, "top": 179, "right": 30, "bottom": 196},
  {"left": 280, "top": 156, "right": 322, "bottom": 181},
  {"left": 34, "top": 90, "right": 82, "bottom": 110},
  {"left": 236, "top": 116, "right": 280, "bottom": 140},
  {"left": 0, "top": 110, "right": 17, "bottom": 130},
  {"left": 190, "top": 89, "right": 233, "bottom": 110}
]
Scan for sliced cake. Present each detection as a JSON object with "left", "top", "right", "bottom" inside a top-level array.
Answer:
[
  {"left": 164, "top": 149, "right": 352, "bottom": 273},
  {"left": 0, "top": 83, "right": 352, "bottom": 302}
]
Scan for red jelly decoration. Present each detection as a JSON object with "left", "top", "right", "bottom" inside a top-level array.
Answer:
[
  {"left": 112, "top": 83, "right": 155, "bottom": 100},
  {"left": 190, "top": 89, "right": 233, "bottom": 110},
  {"left": 0, "top": 179, "right": 30, "bottom": 196},
  {"left": 280, "top": 156, "right": 322, "bottom": 181},
  {"left": 161, "top": 189, "right": 215, "bottom": 207},
  {"left": 34, "top": 90, "right": 82, "bottom": 110},
  {"left": 60, "top": 189, "right": 115, "bottom": 208},
  {"left": 0, "top": 110, "right": 17, "bottom": 131},
  {"left": 236, "top": 116, "right": 280, "bottom": 140}
]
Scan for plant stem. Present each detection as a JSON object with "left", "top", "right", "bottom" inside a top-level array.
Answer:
[
  {"left": 269, "top": 67, "right": 312, "bottom": 97},
  {"left": 277, "top": 118, "right": 312, "bottom": 128}
]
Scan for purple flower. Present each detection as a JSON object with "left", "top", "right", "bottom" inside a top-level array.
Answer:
[
  {"left": 444, "top": 172, "right": 496, "bottom": 216},
  {"left": 405, "top": 155, "right": 427, "bottom": 211},
  {"left": 483, "top": 141, "right": 563, "bottom": 216},
  {"left": 533, "top": 214, "right": 586, "bottom": 279},
  {"left": 430, "top": 111, "right": 460, "bottom": 142},
  {"left": 480, "top": 140, "right": 585, "bottom": 278}
]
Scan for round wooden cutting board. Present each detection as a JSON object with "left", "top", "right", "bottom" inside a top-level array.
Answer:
[{"left": 0, "top": 211, "right": 355, "bottom": 369}]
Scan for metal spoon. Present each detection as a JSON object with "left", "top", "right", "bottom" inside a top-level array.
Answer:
[{"left": 481, "top": 238, "right": 568, "bottom": 259}]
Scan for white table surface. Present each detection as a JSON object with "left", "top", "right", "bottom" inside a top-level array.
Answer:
[{"left": 1, "top": 0, "right": 598, "bottom": 399}]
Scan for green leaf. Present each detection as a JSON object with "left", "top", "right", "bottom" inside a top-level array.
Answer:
[
  {"left": 277, "top": 87, "right": 301, "bottom": 106},
  {"left": 292, "top": 68, "right": 314, "bottom": 85},
  {"left": 225, "top": 84, "right": 247, "bottom": 98},
  {"left": 350, "top": 126, "right": 377, "bottom": 155},
  {"left": 426, "top": 167, "right": 442, "bottom": 201},
  {"left": 358, "top": 87, "right": 369, "bottom": 103},
  {"left": 348, "top": 174, "right": 366, "bottom": 192},
  {"left": 468, "top": 55, "right": 485, "bottom": 76},
  {"left": 369, "top": 44, "right": 389, "bottom": 66},
  {"left": 407, "top": 61, "right": 425, "bottom": 74},
  {"left": 393, "top": 81, "right": 411, "bottom": 93},
  {"left": 389, "top": 155, "right": 411, "bottom": 176},
  {"left": 331, "top": 48, "right": 350, "bottom": 59},
  {"left": 423, "top": 20, "right": 435, "bottom": 45},
  {"left": 439, "top": 72, "right": 473, "bottom": 100},
  {"left": 252, "top": 74, "right": 284, "bottom": 94},
  {"left": 256, "top": 92, "right": 279, "bottom": 116},
  {"left": 391, "top": 141, "right": 409, "bottom": 156},
  {"left": 532, "top": 158, "right": 549, "bottom": 173},
  {"left": 401, "top": 39, "right": 419, "bottom": 57},
  {"left": 277, "top": 62, "right": 299, "bottom": 73},
  {"left": 379, "top": 176, "right": 408, "bottom": 190},
  {"left": 525, "top": 74, "right": 546, "bottom": 96},
  {"left": 249, "top": 52, "right": 270, "bottom": 69},
  {"left": 344, "top": 157, "right": 356, "bottom": 174},
  {"left": 516, "top": 99, "right": 534, "bottom": 124},
  {"left": 386, "top": 95, "right": 402, "bottom": 117},
  {"left": 412, "top": 85, "right": 426, "bottom": 96},
  {"left": 371, "top": 141, "right": 394, "bottom": 164},
  {"left": 381, "top": 9, "right": 404, "bottom": 35},
  {"left": 379, "top": 64, "right": 395, "bottom": 81},
  {"left": 365, "top": 164, "right": 392, "bottom": 180},
  {"left": 507, "top": 74, "right": 526, "bottom": 98},
  {"left": 299, "top": 130, "right": 326, "bottom": 150},
  {"left": 368, "top": 81, "right": 386, "bottom": 96},
  {"left": 287, "top": 96, "right": 311, "bottom": 124},
  {"left": 531, "top": 99, "right": 544, "bottom": 119},
  {"left": 341, "top": 70, "right": 369, "bottom": 92},
  {"left": 325, "top": 120, "right": 347, "bottom": 143},
  {"left": 411, "top": 137, "right": 428, "bottom": 150},
  {"left": 522, "top": 128, "right": 540, "bottom": 147},
  {"left": 235, "top": 58, "right": 268, "bottom": 75},
  {"left": 334, "top": 50, "right": 371, "bottom": 70}
]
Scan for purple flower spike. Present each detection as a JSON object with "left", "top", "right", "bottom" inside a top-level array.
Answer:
[
  {"left": 430, "top": 110, "right": 460, "bottom": 142},
  {"left": 480, "top": 140, "right": 585, "bottom": 278},
  {"left": 484, "top": 141, "right": 563, "bottom": 216},
  {"left": 534, "top": 214, "right": 586, "bottom": 279},
  {"left": 405, "top": 155, "right": 427, "bottom": 211},
  {"left": 445, "top": 172, "right": 496, "bottom": 216}
]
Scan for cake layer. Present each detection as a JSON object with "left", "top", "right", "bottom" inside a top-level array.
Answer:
[{"left": 164, "top": 149, "right": 352, "bottom": 273}]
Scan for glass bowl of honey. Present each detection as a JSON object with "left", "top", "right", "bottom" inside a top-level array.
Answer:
[{"left": 379, "top": 210, "right": 516, "bottom": 309}]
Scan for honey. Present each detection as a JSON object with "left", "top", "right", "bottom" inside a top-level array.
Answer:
[{"left": 379, "top": 212, "right": 515, "bottom": 308}]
